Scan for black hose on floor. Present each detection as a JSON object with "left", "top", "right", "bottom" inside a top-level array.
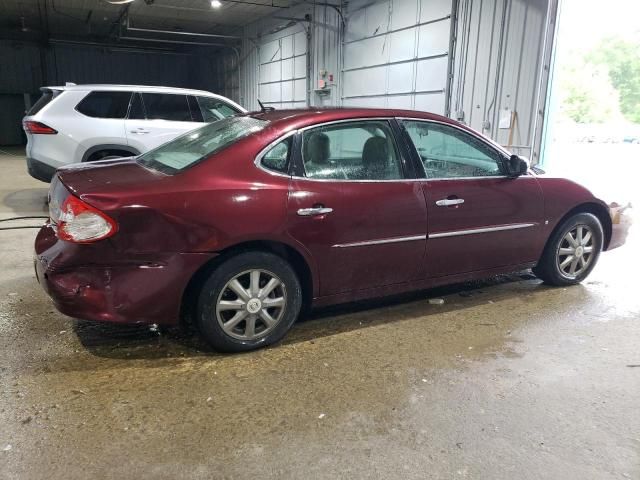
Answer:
[{"left": 0, "top": 216, "right": 49, "bottom": 222}]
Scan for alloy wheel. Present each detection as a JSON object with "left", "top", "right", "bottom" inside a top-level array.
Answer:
[
  {"left": 215, "top": 269, "right": 287, "bottom": 341},
  {"left": 556, "top": 224, "right": 595, "bottom": 279}
]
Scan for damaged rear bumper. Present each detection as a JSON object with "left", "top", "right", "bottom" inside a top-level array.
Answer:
[{"left": 34, "top": 224, "right": 215, "bottom": 326}]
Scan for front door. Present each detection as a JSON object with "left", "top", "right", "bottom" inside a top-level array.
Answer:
[
  {"left": 400, "top": 119, "right": 544, "bottom": 278},
  {"left": 287, "top": 119, "right": 428, "bottom": 297}
]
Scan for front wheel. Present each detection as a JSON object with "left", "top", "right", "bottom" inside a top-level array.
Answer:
[
  {"left": 196, "top": 252, "right": 302, "bottom": 352},
  {"left": 533, "top": 212, "right": 604, "bottom": 286}
]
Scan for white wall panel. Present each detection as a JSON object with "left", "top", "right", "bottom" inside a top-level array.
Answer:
[
  {"left": 342, "top": 0, "right": 453, "bottom": 114},
  {"left": 257, "top": 25, "right": 308, "bottom": 108}
]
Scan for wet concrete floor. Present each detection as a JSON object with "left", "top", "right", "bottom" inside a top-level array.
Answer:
[{"left": 0, "top": 149, "right": 638, "bottom": 479}]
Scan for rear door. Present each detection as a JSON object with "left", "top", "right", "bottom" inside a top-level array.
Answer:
[
  {"left": 400, "top": 119, "right": 544, "bottom": 278},
  {"left": 286, "top": 119, "right": 428, "bottom": 297},
  {"left": 124, "top": 92, "right": 202, "bottom": 152}
]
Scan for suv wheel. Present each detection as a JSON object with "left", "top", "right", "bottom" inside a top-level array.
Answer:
[{"left": 196, "top": 252, "right": 302, "bottom": 352}]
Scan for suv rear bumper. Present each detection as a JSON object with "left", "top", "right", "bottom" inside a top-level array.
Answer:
[{"left": 27, "top": 157, "right": 56, "bottom": 183}]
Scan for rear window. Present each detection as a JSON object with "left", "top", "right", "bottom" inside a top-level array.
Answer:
[
  {"left": 137, "top": 116, "right": 267, "bottom": 174},
  {"left": 76, "top": 91, "right": 132, "bottom": 119},
  {"left": 27, "top": 89, "right": 60, "bottom": 115}
]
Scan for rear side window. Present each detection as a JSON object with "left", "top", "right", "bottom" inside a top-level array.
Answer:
[
  {"left": 197, "top": 96, "right": 240, "bottom": 122},
  {"left": 261, "top": 138, "right": 291, "bottom": 174},
  {"left": 27, "top": 89, "right": 60, "bottom": 115},
  {"left": 141, "top": 93, "right": 192, "bottom": 122},
  {"left": 76, "top": 91, "right": 132, "bottom": 119}
]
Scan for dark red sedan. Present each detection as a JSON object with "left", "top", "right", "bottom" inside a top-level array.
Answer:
[{"left": 35, "top": 108, "right": 631, "bottom": 352}]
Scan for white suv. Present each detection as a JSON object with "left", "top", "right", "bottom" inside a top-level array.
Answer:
[{"left": 23, "top": 84, "right": 246, "bottom": 182}]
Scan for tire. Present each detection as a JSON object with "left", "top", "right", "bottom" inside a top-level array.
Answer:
[
  {"left": 533, "top": 212, "right": 604, "bottom": 286},
  {"left": 196, "top": 252, "right": 302, "bottom": 352},
  {"left": 86, "top": 150, "right": 131, "bottom": 162}
]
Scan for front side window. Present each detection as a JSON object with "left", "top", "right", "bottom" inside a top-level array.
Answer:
[
  {"left": 197, "top": 96, "right": 240, "bottom": 122},
  {"left": 141, "top": 93, "right": 192, "bottom": 122},
  {"left": 300, "top": 120, "right": 403, "bottom": 181},
  {"left": 137, "top": 116, "right": 267, "bottom": 174},
  {"left": 260, "top": 138, "right": 291, "bottom": 174},
  {"left": 76, "top": 91, "right": 132, "bottom": 119},
  {"left": 403, "top": 121, "right": 503, "bottom": 179}
]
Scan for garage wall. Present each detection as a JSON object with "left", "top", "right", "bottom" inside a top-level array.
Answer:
[
  {"left": 257, "top": 26, "right": 308, "bottom": 109},
  {"left": 342, "top": 0, "right": 454, "bottom": 114},
  {"left": 238, "top": 2, "right": 341, "bottom": 110},
  {"left": 0, "top": 39, "right": 225, "bottom": 144},
  {"left": 450, "top": 0, "right": 558, "bottom": 163}
]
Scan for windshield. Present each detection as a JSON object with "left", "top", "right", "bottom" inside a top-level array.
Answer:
[{"left": 137, "top": 116, "right": 268, "bottom": 174}]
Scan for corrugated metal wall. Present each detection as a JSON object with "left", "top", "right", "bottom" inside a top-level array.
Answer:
[
  {"left": 451, "top": 0, "right": 557, "bottom": 163},
  {"left": 232, "top": 0, "right": 556, "bottom": 162},
  {"left": 237, "top": 2, "right": 342, "bottom": 110},
  {"left": 342, "top": 0, "right": 454, "bottom": 113}
]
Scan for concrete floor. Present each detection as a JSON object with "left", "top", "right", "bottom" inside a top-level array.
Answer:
[{"left": 0, "top": 148, "right": 638, "bottom": 479}]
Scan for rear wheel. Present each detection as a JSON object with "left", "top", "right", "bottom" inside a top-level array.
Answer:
[
  {"left": 196, "top": 252, "right": 302, "bottom": 352},
  {"left": 533, "top": 213, "right": 603, "bottom": 286}
]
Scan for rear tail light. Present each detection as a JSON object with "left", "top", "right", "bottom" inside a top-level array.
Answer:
[
  {"left": 23, "top": 120, "right": 57, "bottom": 134},
  {"left": 55, "top": 195, "right": 117, "bottom": 243}
]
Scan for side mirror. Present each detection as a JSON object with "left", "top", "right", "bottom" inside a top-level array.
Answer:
[{"left": 506, "top": 154, "right": 529, "bottom": 177}]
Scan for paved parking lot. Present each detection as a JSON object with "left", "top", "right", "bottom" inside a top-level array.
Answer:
[{"left": 0, "top": 148, "right": 638, "bottom": 479}]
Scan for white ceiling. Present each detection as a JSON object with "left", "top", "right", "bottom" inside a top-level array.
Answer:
[{"left": 0, "top": 0, "right": 298, "bottom": 39}]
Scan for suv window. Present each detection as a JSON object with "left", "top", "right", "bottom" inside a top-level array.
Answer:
[
  {"left": 403, "top": 121, "right": 503, "bottom": 178},
  {"left": 261, "top": 138, "right": 291, "bottom": 174},
  {"left": 27, "top": 89, "right": 61, "bottom": 115},
  {"left": 141, "top": 93, "right": 192, "bottom": 122},
  {"left": 197, "top": 96, "right": 240, "bottom": 122},
  {"left": 128, "top": 93, "right": 145, "bottom": 120},
  {"left": 301, "top": 120, "right": 403, "bottom": 180},
  {"left": 76, "top": 91, "right": 132, "bottom": 119}
]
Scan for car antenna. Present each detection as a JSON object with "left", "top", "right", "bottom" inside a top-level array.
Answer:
[{"left": 257, "top": 99, "right": 275, "bottom": 113}]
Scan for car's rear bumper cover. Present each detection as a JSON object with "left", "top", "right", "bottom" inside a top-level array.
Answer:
[
  {"left": 34, "top": 225, "right": 215, "bottom": 325},
  {"left": 27, "top": 157, "right": 57, "bottom": 183}
]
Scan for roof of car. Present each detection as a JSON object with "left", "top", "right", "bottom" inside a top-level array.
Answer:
[
  {"left": 250, "top": 107, "right": 455, "bottom": 128},
  {"left": 45, "top": 83, "right": 229, "bottom": 97}
]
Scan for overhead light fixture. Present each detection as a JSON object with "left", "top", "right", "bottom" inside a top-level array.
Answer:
[{"left": 211, "top": 0, "right": 222, "bottom": 7}]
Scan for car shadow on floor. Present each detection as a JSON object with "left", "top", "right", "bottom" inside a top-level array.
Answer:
[
  {"left": 2, "top": 188, "right": 48, "bottom": 216},
  {"left": 74, "top": 271, "right": 549, "bottom": 361}
]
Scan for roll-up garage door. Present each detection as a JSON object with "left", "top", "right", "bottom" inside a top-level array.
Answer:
[
  {"left": 258, "top": 27, "right": 309, "bottom": 109},
  {"left": 342, "top": 0, "right": 453, "bottom": 114}
]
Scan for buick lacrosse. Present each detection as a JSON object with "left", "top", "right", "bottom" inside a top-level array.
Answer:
[{"left": 35, "top": 108, "right": 631, "bottom": 352}]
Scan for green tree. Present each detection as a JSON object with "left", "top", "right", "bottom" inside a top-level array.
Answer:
[
  {"left": 558, "top": 58, "right": 619, "bottom": 123},
  {"left": 588, "top": 36, "right": 640, "bottom": 123}
]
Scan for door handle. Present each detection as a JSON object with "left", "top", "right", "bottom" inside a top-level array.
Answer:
[
  {"left": 297, "top": 207, "right": 333, "bottom": 216},
  {"left": 435, "top": 198, "right": 465, "bottom": 207},
  {"left": 130, "top": 129, "right": 150, "bottom": 134}
]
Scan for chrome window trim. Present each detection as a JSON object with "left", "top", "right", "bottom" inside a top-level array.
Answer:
[
  {"left": 333, "top": 234, "right": 426, "bottom": 248},
  {"left": 253, "top": 129, "right": 297, "bottom": 178},
  {"left": 428, "top": 223, "right": 537, "bottom": 239},
  {"left": 253, "top": 116, "right": 531, "bottom": 182}
]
